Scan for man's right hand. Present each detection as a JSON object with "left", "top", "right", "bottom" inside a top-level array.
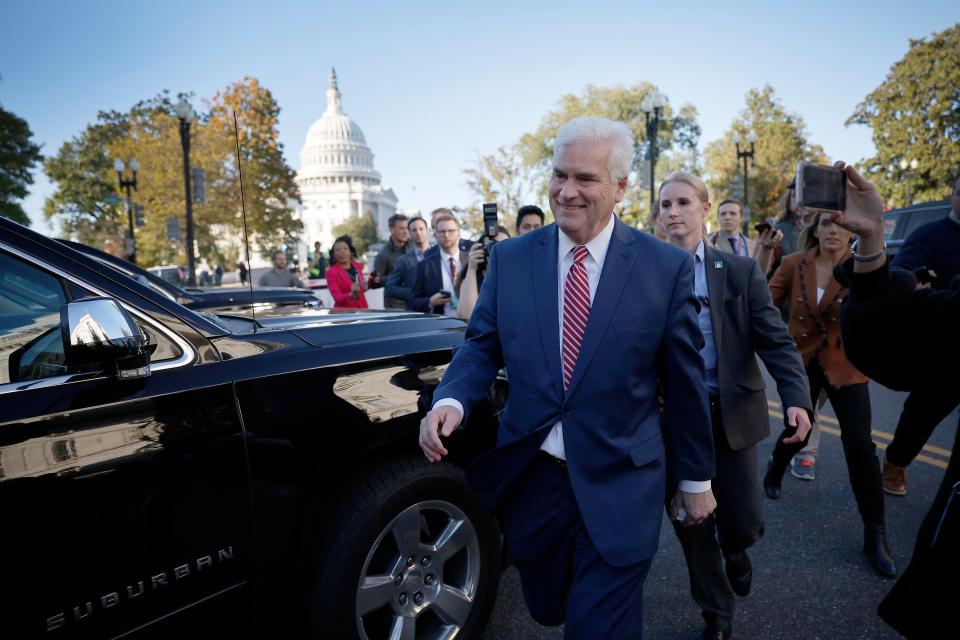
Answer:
[
  {"left": 429, "top": 292, "right": 449, "bottom": 307},
  {"left": 419, "top": 405, "right": 462, "bottom": 461}
]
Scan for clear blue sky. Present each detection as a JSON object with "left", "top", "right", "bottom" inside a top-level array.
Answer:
[{"left": 2, "top": 0, "right": 956, "bottom": 236}]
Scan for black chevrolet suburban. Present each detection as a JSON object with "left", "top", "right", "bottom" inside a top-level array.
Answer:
[{"left": 0, "top": 216, "right": 505, "bottom": 639}]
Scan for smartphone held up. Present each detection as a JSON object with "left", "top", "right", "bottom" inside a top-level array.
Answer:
[{"left": 796, "top": 161, "right": 846, "bottom": 213}]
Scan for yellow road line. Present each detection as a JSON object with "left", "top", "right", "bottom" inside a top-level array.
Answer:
[
  {"left": 768, "top": 410, "right": 949, "bottom": 469},
  {"left": 767, "top": 401, "right": 953, "bottom": 459}
]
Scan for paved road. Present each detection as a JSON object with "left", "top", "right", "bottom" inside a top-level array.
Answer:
[{"left": 481, "top": 371, "right": 957, "bottom": 639}]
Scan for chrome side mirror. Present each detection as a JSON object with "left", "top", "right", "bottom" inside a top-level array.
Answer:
[{"left": 60, "top": 297, "right": 156, "bottom": 380}]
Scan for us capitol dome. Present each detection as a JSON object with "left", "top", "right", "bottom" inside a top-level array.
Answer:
[{"left": 295, "top": 68, "right": 398, "bottom": 253}]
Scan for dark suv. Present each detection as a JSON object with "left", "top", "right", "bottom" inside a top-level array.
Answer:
[
  {"left": 0, "top": 216, "right": 505, "bottom": 639},
  {"left": 882, "top": 200, "right": 951, "bottom": 259},
  {"left": 60, "top": 239, "right": 321, "bottom": 314}
]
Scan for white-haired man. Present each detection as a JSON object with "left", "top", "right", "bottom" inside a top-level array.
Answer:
[{"left": 419, "top": 116, "right": 716, "bottom": 638}]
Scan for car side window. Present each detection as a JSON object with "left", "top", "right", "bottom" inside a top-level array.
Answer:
[
  {"left": 0, "top": 251, "right": 69, "bottom": 384},
  {"left": 0, "top": 251, "right": 183, "bottom": 387},
  {"left": 904, "top": 209, "right": 948, "bottom": 237},
  {"left": 882, "top": 212, "right": 897, "bottom": 242}
]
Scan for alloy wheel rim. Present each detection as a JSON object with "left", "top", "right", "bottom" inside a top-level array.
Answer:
[{"left": 355, "top": 500, "right": 481, "bottom": 640}]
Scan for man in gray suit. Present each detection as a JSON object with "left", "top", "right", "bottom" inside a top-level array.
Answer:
[{"left": 659, "top": 172, "right": 813, "bottom": 640}]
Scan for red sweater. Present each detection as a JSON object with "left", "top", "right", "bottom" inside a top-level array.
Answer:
[{"left": 326, "top": 261, "right": 369, "bottom": 309}]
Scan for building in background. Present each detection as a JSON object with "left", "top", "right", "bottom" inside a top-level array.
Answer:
[{"left": 295, "top": 68, "right": 398, "bottom": 259}]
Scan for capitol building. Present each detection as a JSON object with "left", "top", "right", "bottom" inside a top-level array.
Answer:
[{"left": 294, "top": 68, "right": 399, "bottom": 254}]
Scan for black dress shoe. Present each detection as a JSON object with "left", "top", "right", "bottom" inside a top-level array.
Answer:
[
  {"left": 763, "top": 459, "right": 782, "bottom": 499},
  {"left": 724, "top": 550, "right": 753, "bottom": 597},
  {"left": 864, "top": 523, "right": 898, "bottom": 578},
  {"left": 703, "top": 627, "right": 731, "bottom": 640}
]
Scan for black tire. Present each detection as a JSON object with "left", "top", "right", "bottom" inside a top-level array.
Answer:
[{"left": 307, "top": 456, "right": 501, "bottom": 640}]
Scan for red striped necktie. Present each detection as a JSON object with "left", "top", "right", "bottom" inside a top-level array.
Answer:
[{"left": 562, "top": 245, "right": 591, "bottom": 391}]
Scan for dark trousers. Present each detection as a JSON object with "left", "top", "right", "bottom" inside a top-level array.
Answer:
[
  {"left": 667, "top": 401, "right": 763, "bottom": 633},
  {"left": 502, "top": 453, "right": 652, "bottom": 639},
  {"left": 879, "top": 417, "right": 960, "bottom": 637},
  {"left": 886, "top": 387, "right": 960, "bottom": 467},
  {"left": 771, "top": 359, "right": 884, "bottom": 525}
]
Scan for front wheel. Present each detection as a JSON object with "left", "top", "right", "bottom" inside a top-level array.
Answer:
[{"left": 308, "top": 457, "right": 501, "bottom": 640}]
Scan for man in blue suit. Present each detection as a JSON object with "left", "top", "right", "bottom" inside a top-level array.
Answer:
[
  {"left": 419, "top": 116, "right": 716, "bottom": 639},
  {"left": 411, "top": 215, "right": 470, "bottom": 315}
]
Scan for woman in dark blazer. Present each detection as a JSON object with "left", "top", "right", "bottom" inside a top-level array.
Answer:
[
  {"left": 325, "top": 235, "right": 368, "bottom": 310},
  {"left": 764, "top": 211, "right": 897, "bottom": 578}
]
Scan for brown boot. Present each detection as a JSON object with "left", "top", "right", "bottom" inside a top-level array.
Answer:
[{"left": 882, "top": 459, "right": 907, "bottom": 496}]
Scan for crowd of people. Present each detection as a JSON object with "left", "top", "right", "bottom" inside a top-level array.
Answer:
[
  {"left": 244, "top": 112, "right": 956, "bottom": 639},
  {"left": 411, "top": 115, "right": 956, "bottom": 640}
]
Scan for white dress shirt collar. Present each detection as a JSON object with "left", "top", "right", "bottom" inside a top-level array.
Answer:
[{"left": 557, "top": 213, "right": 617, "bottom": 270}]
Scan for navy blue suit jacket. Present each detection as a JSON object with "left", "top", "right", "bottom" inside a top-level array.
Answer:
[
  {"left": 434, "top": 218, "right": 715, "bottom": 567},
  {"left": 411, "top": 249, "right": 469, "bottom": 314}
]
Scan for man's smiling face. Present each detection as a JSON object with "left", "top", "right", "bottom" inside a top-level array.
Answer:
[{"left": 549, "top": 139, "right": 626, "bottom": 244}]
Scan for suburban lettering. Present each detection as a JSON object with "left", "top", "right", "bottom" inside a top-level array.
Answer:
[
  {"left": 72, "top": 602, "right": 92, "bottom": 621},
  {"left": 46, "top": 613, "right": 66, "bottom": 631},
  {"left": 126, "top": 581, "right": 145, "bottom": 599},
  {"left": 44, "top": 546, "right": 235, "bottom": 631}
]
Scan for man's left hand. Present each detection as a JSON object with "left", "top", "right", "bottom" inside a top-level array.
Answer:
[
  {"left": 671, "top": 488, "right": 717, "bottom": 527},
  {"left": 782, "top": 406, "right": 813, "bottom": 444}
]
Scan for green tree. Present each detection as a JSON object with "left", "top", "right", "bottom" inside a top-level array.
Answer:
[
  {"left": 462, "top": 144, "right": 535, "bottom": 233},
  {"left": 702, "top": 85, "right": 827, "bottom": 230},
  {"left": 43, "top": 78, "right": 301, "bottom": 266},
  {"left": 332, "top": 212, "right": 379, "bottom": 258},
  {"left": 0, "top": 103, "right": 43, "bottom": 226},
  {"left": 43, "top": 106, "right": 137, "bottom": 244},
  {"left": 515, "top": 83, "right": 701, "bottom": 227},
  {"left": 846, "top": 23, "right": 960, "bottom": 207}
]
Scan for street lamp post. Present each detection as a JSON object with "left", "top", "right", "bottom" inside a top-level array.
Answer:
[
  {"left": 641, "top": 90, "right": 667, "bottom": 211},
  {"left": 175, "top": 99, "right": 197, "bottom": 287},
  {"left": 900, "top": 158, "right": 918, "bottom": 206},
  {"left": 733, "top": 130, "right": 757, "bottom": 234},
  {"left": 114, "top": 157, "right": 140, "bottom": 264}
]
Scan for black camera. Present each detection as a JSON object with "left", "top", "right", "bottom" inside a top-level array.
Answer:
[{"left": 481, "top": 202, "right": 499, "bottom": 259}]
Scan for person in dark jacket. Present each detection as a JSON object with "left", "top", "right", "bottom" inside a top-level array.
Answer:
[
  {"left": 829, "top": 160, "right": 959, "bottom": 640},
  {"left": 878, "top": 171, "right": 960, "bottom": 496}
]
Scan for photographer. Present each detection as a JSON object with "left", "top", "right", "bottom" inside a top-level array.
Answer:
[
  {"left": 456, "top": 224, "right": 511, "bottom": 321},
  {"left": 831, "top": 161, "right": 959, "bottom": 639}
]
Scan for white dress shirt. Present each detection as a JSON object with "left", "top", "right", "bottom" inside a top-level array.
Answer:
[
  {"left": 434, "top": 214, "right": 709, "bottom": 493},
  {"left": 439, "top": 248, "right": 459, "bottom": 318}
]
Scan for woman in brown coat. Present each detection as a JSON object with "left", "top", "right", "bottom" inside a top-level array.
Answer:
[{"left": 763, "top": 211, "right": 896, "bottom": 578}]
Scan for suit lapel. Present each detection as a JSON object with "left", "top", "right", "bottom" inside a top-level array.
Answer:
[
  {"left": 565, "top": 218, "right": 638, "bottom": 397},
  {"left": 533, "top": 226, "right": 563, "bottom": 400},
  {"left": 703, "top": 244, "right": 726, "bottom": 356}
]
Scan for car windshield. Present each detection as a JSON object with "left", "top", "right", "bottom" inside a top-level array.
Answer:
[{"left": 883, "top": 212, "right": 897, "bottom": 242}]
